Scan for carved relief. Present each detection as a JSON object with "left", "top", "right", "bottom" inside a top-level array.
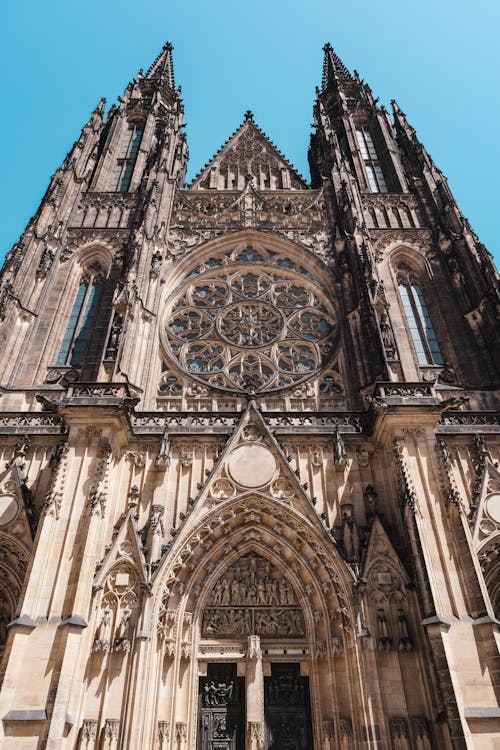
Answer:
[
  {"left": 201, "top": 554, "right": 304, "bottom": 638},
  {"left": 93, "top": 564, "right": 139, "bottom": 654},
  {"left": 390, "top": 716, "right": 410, "bottom": 750}
]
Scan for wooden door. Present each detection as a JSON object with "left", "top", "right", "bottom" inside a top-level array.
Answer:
[
  {"left": 264, "top": 664, "right": 313, "bottom": 750},
  {"left": 198, "top": 664, "right": 245, "bottom": 750}
]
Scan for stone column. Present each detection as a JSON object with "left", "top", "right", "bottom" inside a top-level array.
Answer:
[{"left": 246, "top": 635, "right": 265, "bottom": 750}]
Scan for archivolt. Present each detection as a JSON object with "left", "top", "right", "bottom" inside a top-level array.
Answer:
[{"left": 151, "top": 493, "right": 355, "bottom": 649}]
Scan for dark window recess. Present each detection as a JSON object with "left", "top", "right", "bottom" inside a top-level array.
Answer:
[{"left": 112, "top": 124, "right": 143, "bottom": 192}]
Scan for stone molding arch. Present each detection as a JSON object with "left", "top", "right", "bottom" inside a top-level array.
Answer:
[
  {"left": 373, "top": 235, "right": 433, "bottom": 266},
  {"left": 385, "top": 243, "right": 434, "bottom": 280},
  {"left": 161, "top": 228, "right": 337, "bottom": 296},
  {"left": 150, "top": 496, "right": 356, "bottom": 750},
  {"left": 152, "top": 492, "right": 355, "bottom": 652}
]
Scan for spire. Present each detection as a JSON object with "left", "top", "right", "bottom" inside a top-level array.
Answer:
[
  {"left": 322, "top": 43, "right": 353, "bottom": 90},
  {"left": 145, "top": 41, "right": 175, "bottom": 89}
]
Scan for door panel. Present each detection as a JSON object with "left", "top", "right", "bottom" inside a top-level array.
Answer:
[
  {"left": 198, "top": 664, "right": 245, "bottom": 750},
  {"left": 264, "top": 664, "right": 313, "bottom": 750}
]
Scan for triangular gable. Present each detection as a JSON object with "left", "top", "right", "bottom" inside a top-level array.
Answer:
[
  {"left": 362, "top": 517, "right": 409, "bottom": 597},
  {"left": 151, "top": 401, "right": 341, "bottom": 587},
  {"left": 94, "top": 510, "right": 148, "bottom": 589},
  {"left": 190, "top": 114, "right": 309, "bottom": 191},
  {"left": 184, "top": 400, "right": 322, "bottom": 519}
]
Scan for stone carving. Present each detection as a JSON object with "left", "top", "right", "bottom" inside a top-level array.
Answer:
[
  {"left": 36, "top": 247, "right": 54, "bottom": 278},
  {"left": 210, "top": 478, "right": 235, "bottom": 501},
  {"left": 150, "top": 250, "right": 163, "bottom": 277},
  {"left": 270, "top": 478, "right": 294, "bottom": 501},
  {"left": 104, "top": 312, "right": 124, "bottom": 360},
  {"left": 104, "top": 718, "right": 120, "bottom": 741},
  {"left": 310, "top": 449, "right": 323, "bottom": 468},
  {"left": 396, "top": 609, "right": 413, "bottom": 652},
  {"left": 390, "top": 717, "right": 410, "bottom": 750},
  {"left": 248, "top": 721, "right": 265, "bottom": 750},
  {"left": 339, "top": 716, "right": 353, "bottom": 740},
  {"left": 89, "top": 439, "right": 112, "bottom": 518},
  {"left": 201, "top": 554, "right": 304, "bottom": 638},
  {"left": 179, "top": 447, "right": 193, "bottom": 468},
  {"left": 93, "top": 607, "right": 112, "bottom": 652},
  {"left": 113, "top": 608, "right": 133, "bottom": 652},
  {"left": 341, "top": 504, "right": 360, "bottom": 563},
  {"left": 155, "top": 430, "right": 171, "bottom": 471},
  {"left": 175, "top": 722, "right": 187, "bottom": 750},
  {"left": 322, "top": 721, "right": 334, "bottom": 750},
  {"left": 162, "top": 260, "right": 336, "bottom": 394},
  {"left": 147, "top": 505, "right": 165, "bottom": 564},
  {"left": 202, "top": 676, "right": 238, "bottom": 706},
  {"left": 412, "top": 717, "right": 432, "bottom": 750},
  {"left": 158, "top": 721, "right": 170, "bottom": 745},
  {"left": 379, "top": 312, "right": 397, "bottom": 358},
  {"left": 333, "top": 428, "right": 347, "bottom": 469},
  {"left": 80, "top": 719, "right": 98, "bottom": 741},
  {"left": 44, "top": 441, "right": 70, "bottom": 519},
  {"left": 377, "top": 609, "right": 393, "bottom": 652}
]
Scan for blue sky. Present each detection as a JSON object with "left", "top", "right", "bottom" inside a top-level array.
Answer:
[{"left": 2, "top": 0, "right": 499, "bottom": 264}]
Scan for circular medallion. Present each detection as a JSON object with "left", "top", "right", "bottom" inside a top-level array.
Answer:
[
  {"left": 218, "top": 301, "right": 283, "bottom": 347},
  {"left": 486, "top": 494, "right": 500, "bottom": 524},
  {"left": 0, "top": 495, "right": 19, "bottom": 526},
  {"left": 227, "top": 444, "right": 277, "bottom": 487},
  {"left": 210, "top": 478, "right": 236, "bottom": 501}
]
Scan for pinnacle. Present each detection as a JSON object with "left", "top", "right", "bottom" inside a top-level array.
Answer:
[
  {"left": 145, "top": 41, "right": 175, "bottom": 89},
  {"left": 322, "top": 42, "right": 353, "bottom": 90}
]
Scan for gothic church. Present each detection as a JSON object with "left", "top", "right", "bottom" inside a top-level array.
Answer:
[{"left": 0, "top": 42, "right": 499, "bottom": 750}]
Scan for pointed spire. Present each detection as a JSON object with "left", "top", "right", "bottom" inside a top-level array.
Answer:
[
  {"left": 145, "top": 41, "right": 175, "bottom": 89},
  {"left": 322, "top": 43, "right": 353, "bottom": 90}
]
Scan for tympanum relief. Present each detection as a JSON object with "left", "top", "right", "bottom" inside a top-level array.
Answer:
[{"left": 201, "top": 554, "right": 305, "bottom": 638}]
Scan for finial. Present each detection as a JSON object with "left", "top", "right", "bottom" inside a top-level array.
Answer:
[{"left": 244, "top": 110, "right": 254, "bottom": 122}]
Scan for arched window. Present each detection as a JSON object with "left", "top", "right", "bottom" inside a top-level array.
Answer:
[
  {"left": 112, "top": 123, "right": 143, "bottom": 192},
  {"left": 57, "top": 261, "right": 105, "bottom": 367},
  {"left": 355, "top": 126, "right": 388, "bottom": 193},
  {"left": 397, "top": 268, "right": 443, "bottom": 366}
]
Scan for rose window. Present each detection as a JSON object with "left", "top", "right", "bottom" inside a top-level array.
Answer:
[{"left": 163, "top": 255, "right": 337, "bottom": 394}]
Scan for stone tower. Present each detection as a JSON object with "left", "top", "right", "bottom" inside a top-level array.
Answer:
[{"left": 0, "top": 41, "right": 498, "bottom": 750}]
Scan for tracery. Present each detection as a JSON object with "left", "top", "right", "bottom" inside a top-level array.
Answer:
[{"left": 162, "top": 245, "right": 337, "bottom": 394}]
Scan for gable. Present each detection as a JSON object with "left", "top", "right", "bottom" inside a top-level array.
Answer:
[{"left": 190, "top": 116, "right": 309, "bottom": 191}]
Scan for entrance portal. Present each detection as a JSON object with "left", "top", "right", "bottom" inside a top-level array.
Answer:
[
  {"left": 264, "top": 664, "right": 313, "bottom": 749},
  {"left": 198, "top": 663, "right": 245, "bottom": 750}
]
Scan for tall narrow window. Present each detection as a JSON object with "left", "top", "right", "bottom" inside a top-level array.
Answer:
[
  {"left": 112, "top": 124, "right": 143, "bottom": 192},
  {"left": 355, "top": 127, "right": 388, "bottom": 193},
  {"left": 398, "top": 275, "right": 443, "bottom": 366},
  {"left": 57, "top": 264, "right": 105, "bottom": 367}
]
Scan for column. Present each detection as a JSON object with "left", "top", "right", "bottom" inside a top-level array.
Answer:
[{"left": 246, "top": 635, "right": 265, "bottom": 750}]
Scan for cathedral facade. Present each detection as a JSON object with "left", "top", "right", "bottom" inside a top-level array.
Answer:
[{"left": 0, "top": 42, "right": 499, "bottom": 749}]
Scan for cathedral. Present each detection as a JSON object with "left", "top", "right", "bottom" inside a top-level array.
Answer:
[{"left": 0, "top": 40, "right": 499, "bottom": 750}]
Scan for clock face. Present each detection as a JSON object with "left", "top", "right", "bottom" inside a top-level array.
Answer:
[{"left": 162, "top": 245, "right": 337, "bottom": 395}]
